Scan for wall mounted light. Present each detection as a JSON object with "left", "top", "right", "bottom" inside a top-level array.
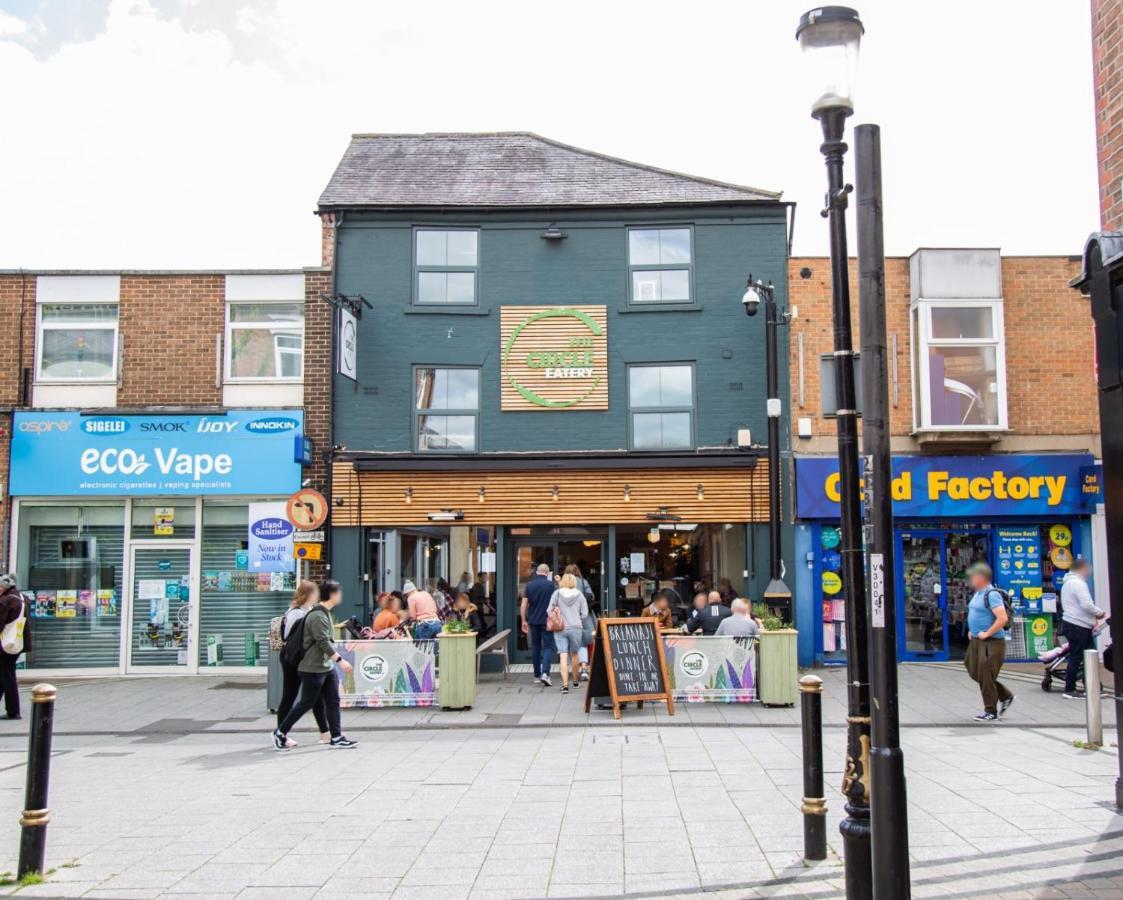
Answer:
[
  {"left": 623, "top": 484, "right": 631, "bottom": 502},
  {"left": 647, "top": 528, "right": 661, "bottom": 544},
  {"left": 404, "top": 487, "right": 413, "bottom": 504},
  {"left": 541, "top": 224, "right": 567, "bottom": 240},
  {"left": 427, "top": 509, "right": 464, "bottom": 522},
  {"left": 696, "top": 483, "right": 705, "bottom": 500},
  {"left": 478, "top": 486, "right": 486, "bottom": 503},
  {"left": 552, "top": 484, "right": 559, "bottom": 502}
]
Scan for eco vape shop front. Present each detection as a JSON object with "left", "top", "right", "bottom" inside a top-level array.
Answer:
[
  {"left": 8, "top": 410, "right": 305, "bottom": 675},
  {"left": 792, "top": 453, "right": 1097, "bottom": 666}
]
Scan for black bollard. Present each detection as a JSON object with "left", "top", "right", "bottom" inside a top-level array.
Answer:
[
  {"left": 18, "top": 683, "right": 57, "bottom": 880},
  {"left": 800, "top": 674, "right": 827, "bottom": 861}
]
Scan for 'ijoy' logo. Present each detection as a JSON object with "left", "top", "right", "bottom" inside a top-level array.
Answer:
[
  {"left": 246, "top": 417, "right": 298, "bottom": 434},
  {"left": 82, "top": 417, "right": 129, "bottom": 435}
]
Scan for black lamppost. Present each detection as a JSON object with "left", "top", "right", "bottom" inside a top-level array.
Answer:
[
  {"left": 742, "top": 275, "right": 792, "bottom": 608},
  {"left": 796, "top": 7, "right": 872, "bottom": 897}
]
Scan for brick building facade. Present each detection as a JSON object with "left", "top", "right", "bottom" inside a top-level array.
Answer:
[
  {"left": 0, "top": 268, "right": 331, "bottom": 674},
  {"left": 1093, "top": 0, "right": 1123, "bottom": 231}
]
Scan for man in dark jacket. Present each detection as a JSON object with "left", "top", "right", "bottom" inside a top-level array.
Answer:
[
  {"left": 0, "top": 574, "right": 30, "bottom": 719},
  {"left": 685, "top": 590, "right": 733, "bottom": 636}
]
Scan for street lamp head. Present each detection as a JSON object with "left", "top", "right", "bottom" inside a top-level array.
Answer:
[{"left": 796, "top": 6, "right": 863, "bottom": 118}]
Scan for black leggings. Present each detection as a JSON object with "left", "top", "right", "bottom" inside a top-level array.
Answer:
[
  {"left": 1064, "top": 624, "right": 1096, "bottom": 694},
  {"left": 0, "top": 652, "right": 18, "bottom": 717},
  {"left": 278, "top": 670, "right": 341, "bottom": 738},
  {"left": 276, "top": 660, "right": 329, "bottom": 733}
]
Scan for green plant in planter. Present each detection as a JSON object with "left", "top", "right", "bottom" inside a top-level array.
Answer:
[
  {"left": 442, "top": 618, "right": 471, "bottom": 635},
  {"left": 752, "top": 603, "right": 790, "bottom": 632}
]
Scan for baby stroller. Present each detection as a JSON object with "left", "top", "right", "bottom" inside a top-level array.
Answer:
[{"left": 1040, "top": 617, "right": 1112, "bottom": 692}]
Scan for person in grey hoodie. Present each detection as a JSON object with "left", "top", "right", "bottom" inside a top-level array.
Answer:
[
  {"left": 1060, "top": 559, "right": 1106, "bottom": 699},
  {"left": 547, "top": 573, "right": 589, "bottom": 694}
]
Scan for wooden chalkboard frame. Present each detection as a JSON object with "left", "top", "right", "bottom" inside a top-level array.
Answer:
[{"left": 584, "top": 616, "right": 675, "bottom": 720}]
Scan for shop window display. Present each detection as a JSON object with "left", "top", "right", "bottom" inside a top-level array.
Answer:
[{"left": 17, "top": 505, "right": 125, "bottom": 669}]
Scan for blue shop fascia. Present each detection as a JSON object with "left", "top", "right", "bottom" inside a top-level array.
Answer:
[
  {"left": 7, "top": 409, "right": 308, "bottom": 675},
  {"left": 792, "top": 452, "right": 1102, "bottom": 667}
]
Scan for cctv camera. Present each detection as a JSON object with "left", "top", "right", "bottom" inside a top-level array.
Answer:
[{"left": 742, "top": 285, "right": 760, "bottom": 317}]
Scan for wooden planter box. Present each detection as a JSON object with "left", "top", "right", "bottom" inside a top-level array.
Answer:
[
  {"left": 437, "top": 632, "right": 478, "bottom": 710},
  {"left": 756, "top": 629, "right": 798, "bottom": 706}
]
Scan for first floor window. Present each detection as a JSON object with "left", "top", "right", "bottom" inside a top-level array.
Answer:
[
  {"left": 226, "top": 302, "right": 304, "bottom": 380},
  {"left": 37, "top": 303, "right": 119, "bottom": 381},
  {"left": 415, "top": 229, "right": 479, "bottom": 305},
  {"left": 415, "top": 367, "right": 480, "bottom": 451},
  {"left": 913, "top": 300, "right": 1006, "bottom": 429},
  {"left": 628, "top": 227, "right": 693, "bottom": 304},
  {"left": 628, "top": 364, "right": 694, "bottom": 450}
]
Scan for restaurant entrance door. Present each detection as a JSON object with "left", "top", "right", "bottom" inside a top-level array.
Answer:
[{"left": 510, "top": 533, "right": 605, "bottom": 663}]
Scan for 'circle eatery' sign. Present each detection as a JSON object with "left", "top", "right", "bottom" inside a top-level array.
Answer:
[{"left": 500, "top": 305, "right": 608, "bottom": 410}]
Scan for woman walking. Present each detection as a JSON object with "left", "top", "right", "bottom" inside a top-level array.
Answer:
[
  {"left": 547, "top": 573, "right": 589, "bottom": 694},
  {"left": 275, "top": 581, "right": 330, "bottom": 748}
]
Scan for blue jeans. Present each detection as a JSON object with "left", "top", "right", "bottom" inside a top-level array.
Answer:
[
  {"left": 413, "top": 619, "right": 442, "bottom": 641},
  {"left": 529, "top": 623, "right": 554, "bottom": 678}
]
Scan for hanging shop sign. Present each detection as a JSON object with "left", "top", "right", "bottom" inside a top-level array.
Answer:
[
  {"left": 500, "top": 305, "right": 608, "bottom": 410},
  {"left": 794, "top": 454, "right": 1094, "bottom": 519},
  {"left": 248, "top": 502, "right": 295, "bottom": 573},
  {"left": 10, "top": 410, "right": 304, "bottom": 496},
  {"left": 338, "top": 307, "right": 358, "bottom": 382}
]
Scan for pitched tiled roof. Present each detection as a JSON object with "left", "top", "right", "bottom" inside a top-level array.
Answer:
[{"left": 317, "top": 132, "right": 781, "bottom": 209}]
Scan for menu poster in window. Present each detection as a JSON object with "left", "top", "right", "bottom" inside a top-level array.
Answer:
[
  {"left": 96, "top": 589, "right": 117, "bottom": 617},
  {"left": 247, "top": 502, "right": 296, "bottom": 574},
  {"left": 584, "top": 617, "right": 674, "bottom": 720},
  {"left": 629, "top": 553, "right": 646, "bottom": 575},
  {"left": 56, "top": 590, "right": 77, "bottom": 618},
  {"left": 995, "top": 526, "right": 1042, "bottom": 602}
]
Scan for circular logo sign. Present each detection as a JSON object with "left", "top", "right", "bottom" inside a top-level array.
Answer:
[
  {"left": 1049, "top": 524, "right": 1072, "bottom": 547},
  {"left": 1031, "top": 617, "right": 1049, "bottom": 637},
  {"left": 680, "top": 651, "right": 708, "bottom": 679},
  {"left": 821, "top": 550, "right": 841, "bottom": 573},
  {"left": 501, "top": 308, "right": 604, "bottom": 408},
  {"left": 821, "top": 527, "right": 841, "bottom": 550},
  {"left": 1050, "top": 546, "right": 1073, "bottom": 570},
  {"left": 359, "top": 655, "right": 388, "bottom": 682},
  {"left": 286, "top": 489, "right": 328, "bottom": 530},
  {"left": 822, "top": 571, "right": 843, "bottom": 595}
]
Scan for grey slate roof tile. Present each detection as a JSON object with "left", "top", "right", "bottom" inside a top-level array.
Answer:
[{"left": 317, "top": 132, "right": 781, "bottom": 209}]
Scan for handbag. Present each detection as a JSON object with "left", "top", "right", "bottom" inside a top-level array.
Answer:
[
  {"left": 547, "top": 605, "right": 565, "bottom": 633},
  {"left": 1, "top": 594, "right": 27, "bottom": 656}
]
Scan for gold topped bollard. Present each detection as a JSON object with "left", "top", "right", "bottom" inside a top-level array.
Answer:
[
  {"left": 800, "top": 674, "right": 827, "bottom": 861},
  {"left": 18, "top": 684, "right": 57, "bottom": 879}
]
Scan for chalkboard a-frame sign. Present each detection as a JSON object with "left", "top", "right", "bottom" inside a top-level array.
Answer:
[{"left": 584, "top": 617, "right": 675, "bottom": 719}]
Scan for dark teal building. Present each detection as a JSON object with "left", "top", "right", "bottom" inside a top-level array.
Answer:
[{"left": 319, "top": 133, "right": 792, "bottom": 657}]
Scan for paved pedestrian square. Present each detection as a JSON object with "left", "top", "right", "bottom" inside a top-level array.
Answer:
[{"left": 0, "top": 665, "right": 1118, "bottom": 898}]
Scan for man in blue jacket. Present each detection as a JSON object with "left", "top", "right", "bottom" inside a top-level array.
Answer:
[{"left": 520, "top": 564, "right": 556, "bottom": 686}]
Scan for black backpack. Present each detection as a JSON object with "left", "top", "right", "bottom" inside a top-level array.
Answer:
[
  {"left": 281, "top": 607, "right": 326, "bottom": 667},
  {"left": 986, "top": 588, "right": 1016, "bottom": 630}
]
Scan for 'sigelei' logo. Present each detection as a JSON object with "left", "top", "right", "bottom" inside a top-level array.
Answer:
[
  {"left": 501, "top": 307, "right": 604, "bottom": 409},
  {"left": 82, "top": 417, "right": 129, "bottom": 435}
]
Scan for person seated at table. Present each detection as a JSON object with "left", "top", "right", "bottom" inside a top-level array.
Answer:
[
  {"left": 715, "top": 598, "right": 761, "bottom": 637},
  {"left": 452, "top": 591, "right": 486, "bottom": 643},
  {"left": 372, "top": 592, "right": 399, "bottom": 632},
  {"left": 686, "top": 591, "right": 733, "bottom": 636},
  {"left": 643, "top": 590, "right": 675, "bottom": 630},
  {"left": 683, "top": 591, "right": 708, "bottom": 634}
]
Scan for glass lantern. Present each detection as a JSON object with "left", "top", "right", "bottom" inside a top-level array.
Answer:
[{"left": 796, "top": 6, "right": 864, "bottom": 117}]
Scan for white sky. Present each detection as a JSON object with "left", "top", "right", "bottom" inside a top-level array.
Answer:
[{"left": 0, "top": 0, "right": 1100, "bottom": 269}]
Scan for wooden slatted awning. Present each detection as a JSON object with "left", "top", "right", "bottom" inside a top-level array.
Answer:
[{"left": 331, "top": 460, "right": 770, "bottom": 526}]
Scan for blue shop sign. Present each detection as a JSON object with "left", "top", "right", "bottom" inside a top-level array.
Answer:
[
  {"left": 1079, "top": 464, "right": 1103, "bottom": 510},
  {"left": 11, "top": 410, "right": 304, "bottom": 496},
  {"left": 794, "top": 453, "right": 1093, "bottom": 519}
]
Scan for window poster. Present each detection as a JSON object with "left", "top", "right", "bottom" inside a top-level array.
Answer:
[{"left": 154, "top": 506, "right": 175, "bottom": 536}]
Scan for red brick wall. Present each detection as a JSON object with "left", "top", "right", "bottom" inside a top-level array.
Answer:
[
  {"left": 788, "top": 255, "right": 1098, "bottom": 444},
  {"left": 118, "top": 274, "right": 224, "bottom": 405},
  {"left": 302, "top": 268, "right": 333, "bottom": 581},
  {"left": 0, "top": 273, "right": 32, "bottom": 558},
  {"left": 1093, "top": 0, "right": 1123, "bottom": 230}
]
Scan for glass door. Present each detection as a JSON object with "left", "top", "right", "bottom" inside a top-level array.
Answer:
[
  {"left": 945, "top": 531, "right": 990, "bottom": 660},
  {"left": 513, "top": 543, "right": 556, "bottom": 662},
  {"left": 127, "top": 544, "right": 195, "bottom": 672},
  {"left": 897, "top": 532, "right": 948, "bottom": 660}
]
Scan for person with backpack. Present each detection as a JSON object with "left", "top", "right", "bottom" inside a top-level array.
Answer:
[
  {"left": 274, "top": 581, "right": 330, "bottom": 748},
  {"left": 273, "top": 580, "right": 357, "bottom": 750},
  {"left": 1059, "top": 558, "right": 1106, "bottom": 699},
  {"left": 0, "top": 574, "right": 30, "bottom": 720},
  {"left": 964, "top": 563, "right": 1015, "bottom": 721}
]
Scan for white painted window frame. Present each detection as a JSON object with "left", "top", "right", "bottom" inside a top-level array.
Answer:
[
  {"left": 35, "top": 302, "right": 120, "bottom": 383},
  {"left": 911, "top": 297, "right": 1008, "bottom": 431},
  {"left": 224, "top": 301, "right": 305, "bottom": 384}
]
